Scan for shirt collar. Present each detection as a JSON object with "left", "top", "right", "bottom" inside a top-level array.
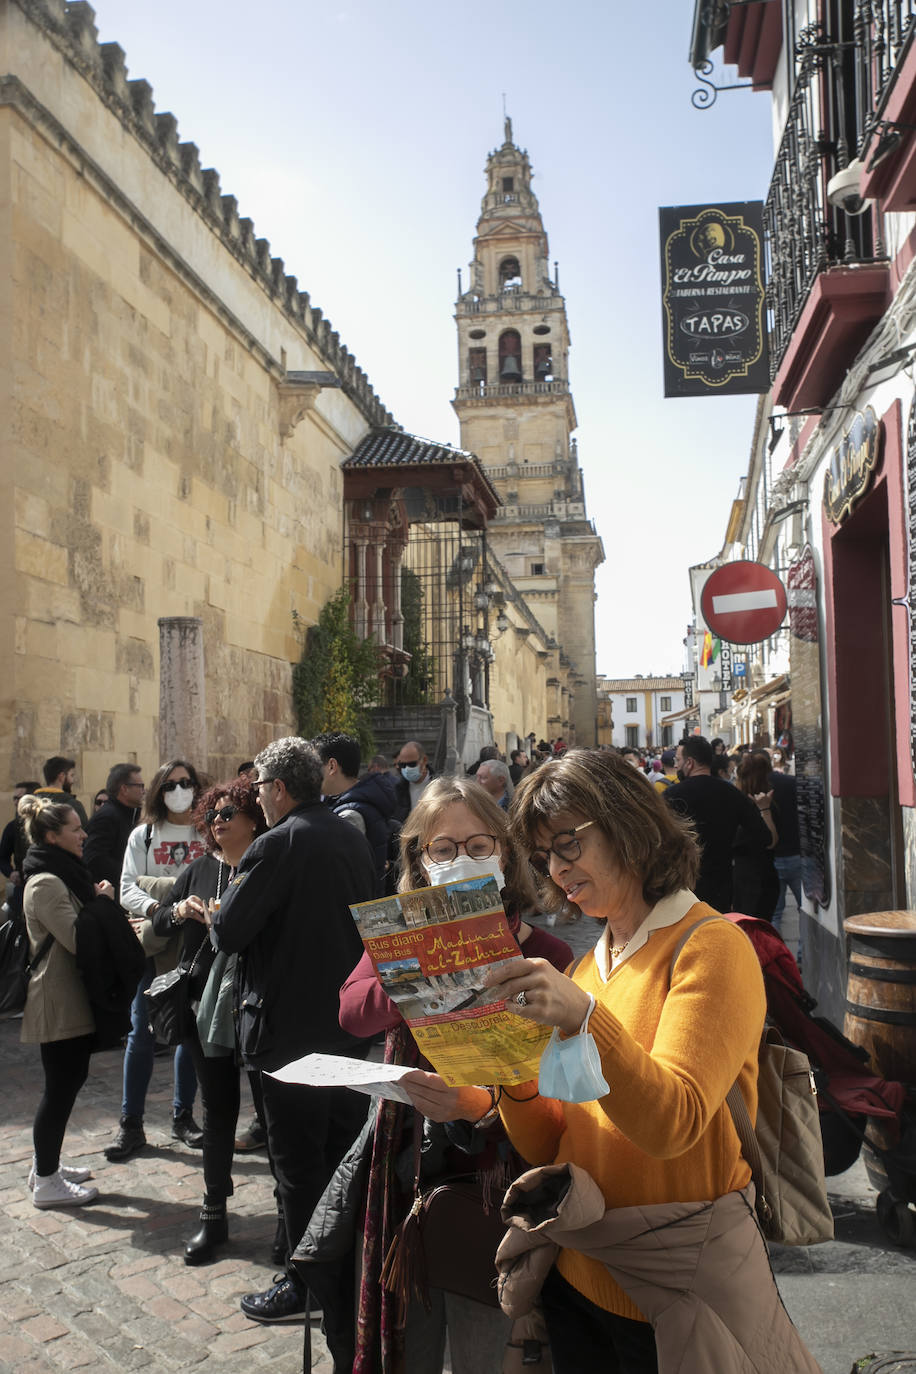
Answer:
[{"left": 595, "top": 888, "right": 697, "bottom": 981}]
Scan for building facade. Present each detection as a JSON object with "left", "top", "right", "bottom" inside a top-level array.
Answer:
[
  {"left": 598, "top": 676, "right": 686, "bottom": 750},
  {"left": 452, "top": 121, "right": 605, "bottom": 747},
  {"left": 690, "top": 0, "right": 916, "bottom": 1020},
  {"left": 1, "top": 0, "right": 393, "bottom": 791}
]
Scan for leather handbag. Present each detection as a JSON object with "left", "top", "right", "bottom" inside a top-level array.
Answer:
[
  {"left": 381, "top": 1118, "right": 505, "bottom": 1316},
  {"left": 144, "top": 934, "right": 210, "bottom": 1047},
  {"left": 671, "top": 919, "right": 834, "bottom": 1247}
]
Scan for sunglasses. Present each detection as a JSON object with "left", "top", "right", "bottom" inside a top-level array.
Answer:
[
  {"left": 162, "top": 778, "right": 193, "bottom": 793},
  {"left": 205, "top": 805, "right": 238, "bottom": 825}
]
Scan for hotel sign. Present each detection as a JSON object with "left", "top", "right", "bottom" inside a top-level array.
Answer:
[
  {"left": 659, "top": 201, "right": 769, "bottom": 398},
  {"left": 823, "top": 407, "right": 881, "bottom": 524}
]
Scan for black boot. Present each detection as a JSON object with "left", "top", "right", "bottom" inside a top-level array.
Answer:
[{"left": 184, "top": 1201, "right": 228, "bottom": 1265}]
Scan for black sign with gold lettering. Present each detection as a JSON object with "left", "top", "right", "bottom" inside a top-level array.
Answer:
[
  {"left": 823, "top": 407, "right": 881, "bottom": 524},
  {"left": 659, "top": 201, "right": 769, "bottom": 398}
]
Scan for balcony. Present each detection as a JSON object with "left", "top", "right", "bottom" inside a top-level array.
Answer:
[
  {"left": 454, "top": 379, "right": 570, "bottom": 403},
  {"left": 764, "top": 39, "right": 889, "bottom": 409},
  {"left": 457, "top": 291, "right": 562, "bottom": 316},
  {"left": 859, "top": 6, "right": 916, "bottom": 210}
]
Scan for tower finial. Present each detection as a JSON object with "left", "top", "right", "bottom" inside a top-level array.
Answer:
[{"left": 502, "top": 94, "right": 512, "bottom": 145}]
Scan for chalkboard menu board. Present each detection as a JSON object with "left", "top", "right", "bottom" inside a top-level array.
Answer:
[
  {"left": 907, "top": 394, "right": 916, "bottom": 781},
  {"left": 787, "top": 548, "right": 830, "bottom": 907}
]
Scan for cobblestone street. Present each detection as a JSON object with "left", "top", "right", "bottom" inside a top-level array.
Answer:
[
  {"left": 0, "top": 1017, "right": 331, "bottom": 1373},
  {"left": 1, "top": 907, "right": 914, "bottom": 1374}
]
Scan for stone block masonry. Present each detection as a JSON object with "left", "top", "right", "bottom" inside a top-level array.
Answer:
[{"left": 1, "top": 0, "right": 397, "bottom": 793}]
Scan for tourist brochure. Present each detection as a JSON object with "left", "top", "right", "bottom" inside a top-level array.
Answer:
[{"left": 349, "top": 875, "right": 551, "bottom": 1086}]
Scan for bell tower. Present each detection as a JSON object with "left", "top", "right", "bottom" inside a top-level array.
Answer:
[{"left": 452, "top": 120, "right": 604, "bottom": 745}]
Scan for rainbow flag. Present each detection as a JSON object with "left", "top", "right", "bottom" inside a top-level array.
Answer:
[{"left": 699, "top": 632, "right": 720, "bottom": 669}]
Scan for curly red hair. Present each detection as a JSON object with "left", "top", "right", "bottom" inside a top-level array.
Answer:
[{"left": 192, "top": 779, "right": 266, "bottom": 854}]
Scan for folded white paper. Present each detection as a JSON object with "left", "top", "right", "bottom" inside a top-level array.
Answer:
[{"left": 266, "top": 1052, "right": 414, "bottom": 1103}]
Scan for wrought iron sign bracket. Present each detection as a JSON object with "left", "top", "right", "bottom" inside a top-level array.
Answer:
[
  {"left": 691, "top": 59, "right": 754, "bottom": 110},
  {"left": 863, "top": 118, "right": 916, "bottom": 173}
]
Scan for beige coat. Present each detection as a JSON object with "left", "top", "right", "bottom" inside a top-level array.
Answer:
[
  {"left": 497, "top": 1162, "right": 822, "bottom": 1374},
  {"left": 21, "top": 872, "right": 94, "bottom": 1044}
]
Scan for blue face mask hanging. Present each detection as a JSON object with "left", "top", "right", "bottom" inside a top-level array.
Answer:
[{"left": 537, "top": 993, "right": 610, "bottom": 1103}]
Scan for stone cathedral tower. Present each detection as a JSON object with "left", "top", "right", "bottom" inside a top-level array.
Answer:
[{"left": 452, "top": 120, "right": 604, "bottom": 745}]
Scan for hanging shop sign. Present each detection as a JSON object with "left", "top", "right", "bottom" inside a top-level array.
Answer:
[
  {"left": 658, "top": 201, "right": 769, "bottom": 398},
  {"left": 700, "top": 561, "right": 787, "bottom": 644},
  {"left": 718, "top": 640, "right": 733, "bottom": 691},
  {"left": 823, "top": 406, "right": 881, "bottom": 524}
]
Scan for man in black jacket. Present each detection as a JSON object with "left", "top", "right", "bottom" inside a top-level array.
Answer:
[
  {"left": 664, "top": 736, "right": 769, "bottom": 913},
  {"left": 312, "top": 731, "right": 395, "bottom": 888},
  {"left": 82, "top": 764, "right": 145, "bottom": 889},
  {"left": 212, "top": 736, "right": 376, "bottom": 1324}
]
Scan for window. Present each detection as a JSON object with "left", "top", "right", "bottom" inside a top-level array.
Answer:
[
  {"left": 662, "top": 726, "right": 673, "bottom": 747},
  {"left": 625, "top": 726, "right": 639, "bottom": 748},
  {"left": 626, "top": 697, "right": 637, "bottom": 712},
  {"left": 468, "top": 347, "right": 487, "bottom": 385},
  {"left": 498, "top": 330, "right": 522, "bottom": 381},
  {"left": 531, "top": 562, "right": 545, "bottom": 576},
  {"left": 660, "top": 696, "right": 671, "bottom": 712},
  {"left": 502, "top": 177, "right": 514, "bottom": 192}
]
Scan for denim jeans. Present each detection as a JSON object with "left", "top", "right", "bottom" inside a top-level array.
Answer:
[
  {"left": 772, "top": 854, "right": 803, "bottom": 932},
  {"left": 121, "top": 959, "right": 198, "bottom": 1119}
]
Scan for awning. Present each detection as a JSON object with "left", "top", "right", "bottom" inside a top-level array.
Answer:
[
  {"left": 662, "top": 706, "right": 700, "bottom": 724},
  {"left": 750, "top": 673, "right": 789, "bottom": 703},
  {"left": 765, "top": 690, "right": 792, "bottom": 709}
]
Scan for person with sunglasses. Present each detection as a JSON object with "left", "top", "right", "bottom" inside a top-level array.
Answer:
[
  {"left": 105, "top": 759, "right": 206, "bottom": 1162},
  {"left": 148, "top": 779, "right": 267, "bottom": 1263},
  {"left": 334, "top": 777, "right": 573, "bottom": 1374}
]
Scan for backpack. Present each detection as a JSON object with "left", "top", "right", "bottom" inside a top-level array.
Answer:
[
  {"left": 0, "top": 914, "right": 53, "bottom": 1017},
  {"left": 670, "top": 918, "right": 834, "bottom": 1246}
]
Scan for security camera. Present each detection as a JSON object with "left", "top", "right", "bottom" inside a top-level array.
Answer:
[{"left": 826, "top": 159, "right": 871, "bottom": 216}]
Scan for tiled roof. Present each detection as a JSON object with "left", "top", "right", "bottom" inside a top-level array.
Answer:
[
  {"left": 598, "top": 678, "right": 684, "bottom": 691},
  {"left": 343, "top": 428, "right": 478, "bottom": 469}
]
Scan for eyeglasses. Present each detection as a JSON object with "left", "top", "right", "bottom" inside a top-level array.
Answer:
[
  {"left": 205, "top": 805, "right": 238, "bottom": 826},
  {"left": 124, "top": 780, "right": 145, "bottom": 790},
  {"left": 529, "top": 820, "right": 595, "bottom": 875},
  {"left": 423, "top": 833, "right": 498, "bottom": 863},
  {"left": 396, "top": 760, "right": 421, "bottom": 770},
  {"left": 162, "top": 778, "right": 193, "bottom": 793},
  {"left": 256, "top": 777, "right": 276, "bottom": 788}
]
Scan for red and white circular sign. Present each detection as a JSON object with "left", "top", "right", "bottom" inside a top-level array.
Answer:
[{"left": 700, "top": 561, "right": 787, "bottom": 645}]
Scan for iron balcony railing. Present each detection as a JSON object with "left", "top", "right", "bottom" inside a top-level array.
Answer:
[
  {"left": 856, "top": 0, "right": 916, "bottom": 141},
  {"left": 764, "top": 21, "right": 883, "bottom": 374}
]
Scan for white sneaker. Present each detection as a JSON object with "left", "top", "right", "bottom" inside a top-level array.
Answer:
[
  {"left": 28, "top": 1162, "right": 92, "bottom": 1191},
  {"left": 32, "top": 1171, "right": 99, "bottom": 1209}
]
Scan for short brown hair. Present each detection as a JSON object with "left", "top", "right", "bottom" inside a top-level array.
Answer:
[
  {"left": 510, "top": 748, "right": 699, "bottom": 906},
  {"left": 398, "top": 776, "right": 544, "bottom": 912}
]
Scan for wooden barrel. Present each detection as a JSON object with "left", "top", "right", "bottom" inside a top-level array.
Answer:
[{"left": 843, "top": 910, "right": 916, "bottom": 1085}]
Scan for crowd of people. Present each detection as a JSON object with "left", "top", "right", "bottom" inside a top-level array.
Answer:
[{"left": 1, "top": 733, "right": 817, "bottom": 1373}]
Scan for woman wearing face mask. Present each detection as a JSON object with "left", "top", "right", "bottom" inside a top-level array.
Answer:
[
  {"left": 104, "top": 759, "right": 207, "bottom": 1163},
  {"left": 407, "top": 750, "right": 819, "bottom": 1374},
  {"left": 336, "top": 777, "right": 573, "bottom": 1374},
  {"left": 148, "top": 779, "right": 267, "bottom": 1264}
]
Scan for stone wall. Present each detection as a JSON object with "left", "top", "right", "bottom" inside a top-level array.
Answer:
[{"left": 1, "top": 0, "right": 394, "bottom": 794}]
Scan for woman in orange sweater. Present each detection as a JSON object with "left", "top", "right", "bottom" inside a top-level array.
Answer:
[{"left": 405, "top": 748, "right": 772, "bottom": 1373}]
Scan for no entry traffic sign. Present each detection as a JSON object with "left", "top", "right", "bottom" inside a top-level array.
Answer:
[{"left": 700, "top": 561, "right": 787, "bottom": 645}]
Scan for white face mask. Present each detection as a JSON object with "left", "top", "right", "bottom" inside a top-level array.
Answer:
[
  {"left": 163, "top": 785, "right": 194, "bottom": 815},
  {"left": 422, "top": 852, "right": 506, "bottom": 893}
]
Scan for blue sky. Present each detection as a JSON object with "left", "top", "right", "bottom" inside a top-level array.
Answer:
[{"left": 92, "top": 1, "right": 775, "bottom": 677}]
